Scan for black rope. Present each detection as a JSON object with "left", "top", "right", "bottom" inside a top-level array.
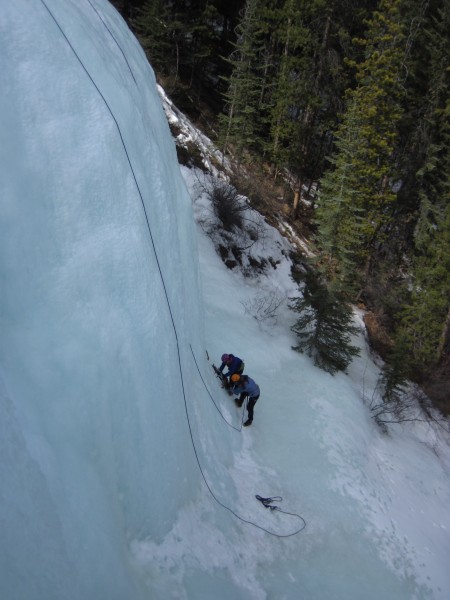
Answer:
[
  {"left": 85, "top": 0, "right": 137, "bottom": 85},
  {"left": 39, "top": 0, "right": 306, "bottom": 537}
]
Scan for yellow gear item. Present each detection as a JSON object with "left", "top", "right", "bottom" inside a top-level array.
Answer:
[{"left": 231, "top": 374, "right": 241, "bottom": 383}]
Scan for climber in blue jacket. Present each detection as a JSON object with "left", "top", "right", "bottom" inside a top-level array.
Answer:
[
  {"left": 230, "top": 373, "right": 260, "bottom": 427},
  {"left": 219, "top": 353, "right": 245, "bottom": 386}
]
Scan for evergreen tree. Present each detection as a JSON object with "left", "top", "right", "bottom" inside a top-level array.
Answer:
[
  {"left": 315, "top": 0, "right": 406, "bottom": 293},
  {"left": 178, "top": 1, "right": 221, "bottom": 89},
  {"left": 264, "top": 0, "right": 376, "bottom": 213},
  {"left": 290, "top": 271, "right": 360, "bottom": 374},
  {"left": 218, "top": 0, "right": 266, "bottom": 162},
  {"left": 265, "top": 0, "right": 311, "bottom": 173},
  {"left": 393, "top": 117, "right": 450, "bottom": 378},
  {"left": 285, "top": 0, "right": 344, "bottom": 214},
  {"left": 132, "top": 0, "right": 183, "bottom": 79},
  {"left": 382, "top": 0, "right": 450, "bottom": 397},
  {"left": 132, "top": 1, "right": 220, "bottom": 92},
  {"left": 314, "top": 99, "right": 367, "bottom": 289}
]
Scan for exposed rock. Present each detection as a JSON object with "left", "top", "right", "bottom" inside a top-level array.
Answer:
[{"left": 363, "top": 311, "right": 394, "bottom": 357}]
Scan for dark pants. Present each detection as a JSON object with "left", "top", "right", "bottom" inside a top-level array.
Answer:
[{"left": 239, "top": 392, "right": 259, "bottom": 422}]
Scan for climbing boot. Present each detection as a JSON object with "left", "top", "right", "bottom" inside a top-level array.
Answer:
[{"left": 243, "top": 419, "right": 252, "bottom": 427}]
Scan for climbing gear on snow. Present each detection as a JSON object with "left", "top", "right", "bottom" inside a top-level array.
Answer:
[{"left": 256, "top": 496, "right": 283, "bottom": 511}]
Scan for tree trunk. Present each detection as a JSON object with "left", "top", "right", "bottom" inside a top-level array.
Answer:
[
  {"left": 314, "top": 12, "right": 331, "bottom": 92},
  {"left": 291, "top": 185, "right": 301, "bottom": 219}
]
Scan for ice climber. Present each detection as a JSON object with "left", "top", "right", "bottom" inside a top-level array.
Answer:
[
  {"left": 218, "top": 353, "right": 244, "bottom": 387},
  {"left": 230, "top": 373, "right": 260, "bottom": 427}
]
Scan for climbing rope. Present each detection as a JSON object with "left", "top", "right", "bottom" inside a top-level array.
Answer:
[{"left": 85, "top": 0, "right": 137, "bottom": 85}]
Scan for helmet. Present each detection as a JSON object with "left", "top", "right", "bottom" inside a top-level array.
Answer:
[
  {"left": 221, "top": 354, "right": 230, "bottom": 363},
  {"left": 231, "top": 374, "right": 241, "bottom": 383}
]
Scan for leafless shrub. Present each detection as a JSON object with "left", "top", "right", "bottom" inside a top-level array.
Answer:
[
  {"left": 193, "top": 173, "right": 271, "bottom": 274},
  {"left": 362, "top": 371, "right": 450, "bottom": 436},
  {"left": 193, "top": 173, "right": 248, "bottom": 232},
  {"left": 241, "top": 290, "right": 285, "bottom": 328},
  {"left": 209, "top": 179, "right": 248, "bottom": 231}
]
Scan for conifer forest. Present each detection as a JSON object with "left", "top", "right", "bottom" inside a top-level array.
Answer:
[{"left": 111, "top": 0, "right": 450, "bottom": 414}]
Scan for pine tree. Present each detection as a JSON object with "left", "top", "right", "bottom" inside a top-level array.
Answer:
[
  {"left": 383, "top": 1, "right": 450, "bottom": 397},
  {"left": 218, "top": 0, "right": 266, "bottom": 162},
  {"left": 376, "top": 0, "right": 450, "bottom": 410},
  {"left": 132, "top": 1, "right": 220, "bottom": 92},
  {"left": 315, "top": 0, "right": 406, "bottom": 293},
  {"left": 266, "top": 0, "right": 311, "bottom": 173},
  {"left": 264, "top": 0, "right": 376, "bottom": 214},
  {"left": 178, "top": 1, "right": 221, "bottom": 89},
  {"left": 290, "top": 271, "right": 360, "bottom": 374},
  {"left": 314, "top": 99, "right": 367, "bottom": 290},
  {"left": 132, "top": 0, "right": 183, "bottom": 78},
  {"left": 392, "top": 123, "right": 450, "bottom": 378}
]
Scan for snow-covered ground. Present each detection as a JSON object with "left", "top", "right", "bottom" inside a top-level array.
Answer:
[{"left": 1, "top": 2, "right": 449, "bottom": 599}]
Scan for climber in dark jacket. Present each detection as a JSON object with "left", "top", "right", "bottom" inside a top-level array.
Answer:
[
  {"left": 219, "top": 353, "right": 244, "bottom": 385},
  {"left": 230, "top": 373, "right": 260, "bottom": 427}
]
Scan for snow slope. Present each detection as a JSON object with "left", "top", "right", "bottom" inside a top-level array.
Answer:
[{"left": 0, "top": 1, "right": 449, "bottom": 599}]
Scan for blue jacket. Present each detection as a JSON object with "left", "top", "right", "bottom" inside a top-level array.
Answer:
[
  {"left": 219, "top": 355, "right": 244, "bottom": 378},
  {"left": 232, "top": 376, "right": 260, "bottom": 398}
]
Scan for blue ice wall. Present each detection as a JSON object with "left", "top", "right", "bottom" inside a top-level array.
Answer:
[{"left": 0, "top": 1, "right": 203, "bottom": 597}]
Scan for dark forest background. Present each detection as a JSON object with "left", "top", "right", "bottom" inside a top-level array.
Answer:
[{"left": 110, "top": 0, "right": 449, "bottom": 415}]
